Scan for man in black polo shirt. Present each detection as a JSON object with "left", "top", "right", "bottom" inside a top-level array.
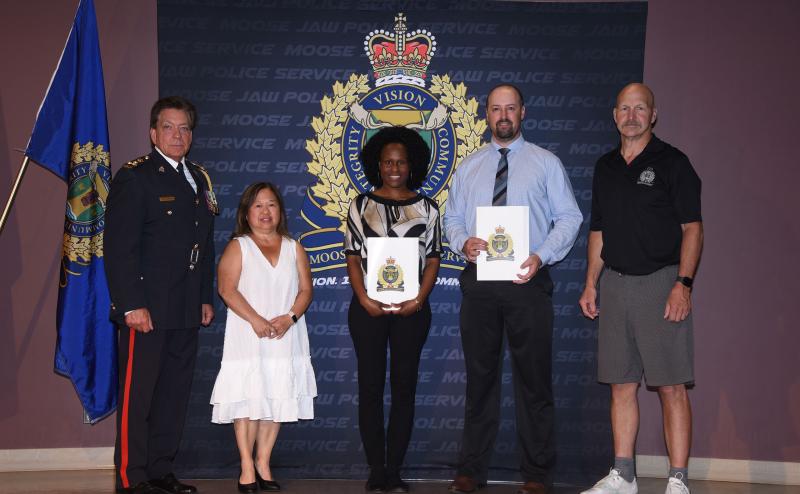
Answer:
[{"left": 579, "top": 83, "right": 702, "bottom": 494}]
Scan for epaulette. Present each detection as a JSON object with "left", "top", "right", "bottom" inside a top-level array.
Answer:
[
  {"left": 123, "top": 155, "right": 150, "bottom": 168},
  {"left": 189, "top": 160, "right": 207, "bottom": 172}
]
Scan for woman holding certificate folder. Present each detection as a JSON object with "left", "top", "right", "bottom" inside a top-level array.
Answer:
[{"left": 344, "top": 126, "right": 442, "bottom": 492}]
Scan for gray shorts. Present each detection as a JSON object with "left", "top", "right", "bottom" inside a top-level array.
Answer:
[{"left": 597, "top": 264, "right": 694, "bottom": 386}]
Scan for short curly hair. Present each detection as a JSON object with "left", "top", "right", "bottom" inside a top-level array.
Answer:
[{"left": 360, "top": 126, "right": 431, "bottom": 190}]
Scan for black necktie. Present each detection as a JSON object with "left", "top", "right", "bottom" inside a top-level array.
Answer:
[
  {"left": 176, "top": 162, "right": 195, "bottom": 193},
  {"left": 493, "top": 148, "right": 510, "bottom": 206}
]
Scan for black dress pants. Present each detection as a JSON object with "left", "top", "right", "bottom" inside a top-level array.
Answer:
[
  {"left": 348, "top": 296, "right": 431, "bottom": 472},
  {"left": 456, "top": 263, "right": 555, "bottom": 485},
  {"left": 114, "top": 326, "right": 198, "bottom": 489}
]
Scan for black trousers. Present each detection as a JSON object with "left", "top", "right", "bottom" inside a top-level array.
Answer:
[
  {"left": 348, "top": 296, "right": 431, "bottom": 472},
  {"left": 456, "top": 263, "right": 555, "bottom": 485},
  {"left": 114, "top": 326, "right": 198, "bottom": 489}
]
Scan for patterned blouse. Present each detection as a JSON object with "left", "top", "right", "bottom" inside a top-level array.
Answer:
[{"left": 344, "top": 193, "right": 442, "bottom": 276}]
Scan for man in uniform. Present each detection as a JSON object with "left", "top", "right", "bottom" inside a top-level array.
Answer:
[
  {"left": 579, "top": 83, "right": 702, "bottom": 494},
  {"left": 444, "top": 84, "right": 583, "bottom": 494},
  {"left": 105, "top": 96, "right": 218, "bottom": 494}
]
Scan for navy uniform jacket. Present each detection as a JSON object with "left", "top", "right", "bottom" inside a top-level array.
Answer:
[{"left": 104, "top": 150, "right": 216, "bottom": 330}]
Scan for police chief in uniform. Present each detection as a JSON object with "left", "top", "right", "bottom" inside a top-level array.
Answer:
[{"left": 105, "top": 96, "right": 218, "bottom": 494}]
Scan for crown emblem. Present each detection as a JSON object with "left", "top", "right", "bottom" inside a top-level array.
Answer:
[
  {"left": 385, "top": 256, "right": 396, "bottom": 265},
  {"left": 494, "top": 226, "right": 506, "bottom": 234},
  {"left": 364, "top": 12, "right": 436, "bottom": 88}
]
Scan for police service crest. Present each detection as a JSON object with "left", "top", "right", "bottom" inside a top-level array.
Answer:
[
  {"left": 486, "top": 226, "right": 515, "bottom": 262},
  {"left": 301, "top": 13, "right": 485, "bottom": 272},
  {"left": 63, "top": 141, "right": 111, "bottom": 282},
  {"left": 377, "top": 257, "right": 404, "bottom": 292},
  {"left": 637, "top": 166, "right": 656, "bottom": 186}
]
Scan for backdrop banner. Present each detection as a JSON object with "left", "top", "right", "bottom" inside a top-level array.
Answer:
[{"left": 157, "top": 0, "right": 646, "bottom": 485}]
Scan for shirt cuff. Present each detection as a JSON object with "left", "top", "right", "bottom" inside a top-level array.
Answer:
[{"left": 533, "top": 248, "right": 552, "bottom": 267}]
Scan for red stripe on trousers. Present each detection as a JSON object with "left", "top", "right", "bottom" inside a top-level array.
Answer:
[{"left": 119, "top": 328, "right": 136, "bottom": 488}]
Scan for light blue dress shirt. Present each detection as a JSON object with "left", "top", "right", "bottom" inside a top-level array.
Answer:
[{"left": 443, "top": 135, "right": 583, "bottom": 266}]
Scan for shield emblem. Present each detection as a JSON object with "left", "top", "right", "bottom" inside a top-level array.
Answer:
[
  {"left": 383, "top": 265, "right": 399, "bottom": 284},
  {"left": 492, "top": 234, "right": 508, "bottom": 254}
]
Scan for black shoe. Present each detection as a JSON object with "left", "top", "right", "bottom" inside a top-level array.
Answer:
[
  {"left": 365, "top": 469, "right": 386, "bottom": 492},
  {"left": 117, "top": 481, "right": 170, "bottom": 494},
  {"left": 385, "top": 472, "right": 409, "bottom": 493},
  {"left": 256, "top": 470, "right": 282, "bottom": 491},
  {"left": 237, "top": 480, "right": 258, "bottom": 493},
  {"left": 150, "top": 473, "right": 197, "bottom": 494}
]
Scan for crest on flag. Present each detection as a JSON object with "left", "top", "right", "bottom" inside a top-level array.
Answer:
[{"left": 63, "top": 142, "right": 111, "bottom": 273}]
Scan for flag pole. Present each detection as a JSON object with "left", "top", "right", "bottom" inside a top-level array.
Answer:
[{"left": 0, "top": 155, "right": 31, "bottom": 235}]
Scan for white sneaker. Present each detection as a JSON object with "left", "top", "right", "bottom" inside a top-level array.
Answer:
[
  {"left": 665, "top": 476, "right": 690, "bottom": 494},
  {"left": 581, "top": 468, "right": 638, "bottom": 494}
]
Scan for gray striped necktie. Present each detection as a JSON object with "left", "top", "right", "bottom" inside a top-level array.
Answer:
[{"left": 493, "top": 148, "right": 510, "bottom": 206}]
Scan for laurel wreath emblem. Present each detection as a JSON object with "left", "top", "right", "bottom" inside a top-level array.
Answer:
[
  {"left": 64, "top": 141, "right": 110, "bottom": 264},
  {"left": 305, "top": 73, "right": 485, "bottom": 231}
]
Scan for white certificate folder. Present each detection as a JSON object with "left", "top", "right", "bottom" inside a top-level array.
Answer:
[
  {"left": 366, "top": 237, "right": 419, "bottom": 305},
  {"left": 476, "top": 206, "right": 530, "bottom": 281}
]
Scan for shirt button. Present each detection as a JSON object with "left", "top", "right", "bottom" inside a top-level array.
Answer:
[
  {"left": 195, "top": 199, "right": 200, "bottom": 205},
  {"left": 167, "top": 210, "right": 173, "bottom": 215},
  {"left": 195, "top": 220, "right": 199, "bottom": 226}
]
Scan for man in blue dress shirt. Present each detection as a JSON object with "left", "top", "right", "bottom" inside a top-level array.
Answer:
[{"left": 444, "top": 84, "right": 583, "bottom": 494}]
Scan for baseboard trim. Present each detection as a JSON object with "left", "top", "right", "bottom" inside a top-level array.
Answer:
[
  {"left": 0, "top": 448, "right": 798, "bottom": 485},
  {"left": 0, "top": 447, "right": 114, "bottom": 472},
  {"left": 637, "top": 454, "right": 800, "bottom": 485}
]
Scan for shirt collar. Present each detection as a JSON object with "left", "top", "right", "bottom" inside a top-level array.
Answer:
[
  {"left": 491, "top": 134, "right": 525, "bottom": 154},
  {"left": 642, "top": 134, "right": 665, "bottom": 154},
  {"left": 612, "top": 134, "right": 666, "bottom": 166},
  {"left": 154, "top": 146, "right": 184, "bottom": 170}
]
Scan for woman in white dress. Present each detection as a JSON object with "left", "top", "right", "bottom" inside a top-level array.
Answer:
[{"left": 210, "top": 182, "right": 316, "bottom": 493}]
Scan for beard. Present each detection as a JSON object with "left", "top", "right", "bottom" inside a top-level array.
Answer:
[{"left": 494, "top": 119, "right": 517, "bottom": 140}]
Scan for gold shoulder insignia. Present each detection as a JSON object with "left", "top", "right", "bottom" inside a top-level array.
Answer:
[
  {"left": 123, "top": 154, "right": 150, "bottom": 169},
  {"left": 189, "top": 160, "right": 207, "bottom": 172}
]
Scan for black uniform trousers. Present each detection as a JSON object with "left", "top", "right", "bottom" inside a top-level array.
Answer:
[
  {"left": 348, "top": 296, "right": 432, "bottom": 473},
  {"left": 456, "top": 263, "right": 555, "bottom": 485},
  {"left": 114, "top": 326, "right": 198, "bottom": 489}
]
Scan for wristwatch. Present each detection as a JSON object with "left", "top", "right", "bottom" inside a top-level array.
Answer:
[
  {"left": 288, "top": 311, "right": 298, "bottom": 323},
  {"left": 676, "top": 276, "right": 694, "bottom": 289}
]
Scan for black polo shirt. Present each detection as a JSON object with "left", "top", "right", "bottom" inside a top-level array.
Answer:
[{"left": 589, "top": 135, "right": 701, "bottom": 275}]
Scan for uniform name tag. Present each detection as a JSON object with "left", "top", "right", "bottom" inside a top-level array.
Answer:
[{"left": 159, "top": 195, "right": 176, "bottom": 202}]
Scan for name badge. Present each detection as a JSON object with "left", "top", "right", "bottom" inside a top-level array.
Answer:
[{"left": 159, "top": 195, "right": 176, "bottom": 202}]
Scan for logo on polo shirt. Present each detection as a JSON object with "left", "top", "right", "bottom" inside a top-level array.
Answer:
[{"left": 637, "top": 167, "right": 656, "bottom": 186}]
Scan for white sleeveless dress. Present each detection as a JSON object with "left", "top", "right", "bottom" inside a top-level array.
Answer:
[{"left": 210, "top": 236, "right": 316, "bottom": 423}]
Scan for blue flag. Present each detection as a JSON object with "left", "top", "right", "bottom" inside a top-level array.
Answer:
[{"left": 25, "top": 0, "right": 117, "bottom": 423}]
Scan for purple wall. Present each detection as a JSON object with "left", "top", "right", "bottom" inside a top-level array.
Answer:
[
  {"left": 638, "top": 0, "right": 800, "bottom": 461},
  {"left": 0, "top": 0, "right": 157, "bottom": 448},
  {"left": 1, "top": 0, "right": 797, "bottom": 463}
]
